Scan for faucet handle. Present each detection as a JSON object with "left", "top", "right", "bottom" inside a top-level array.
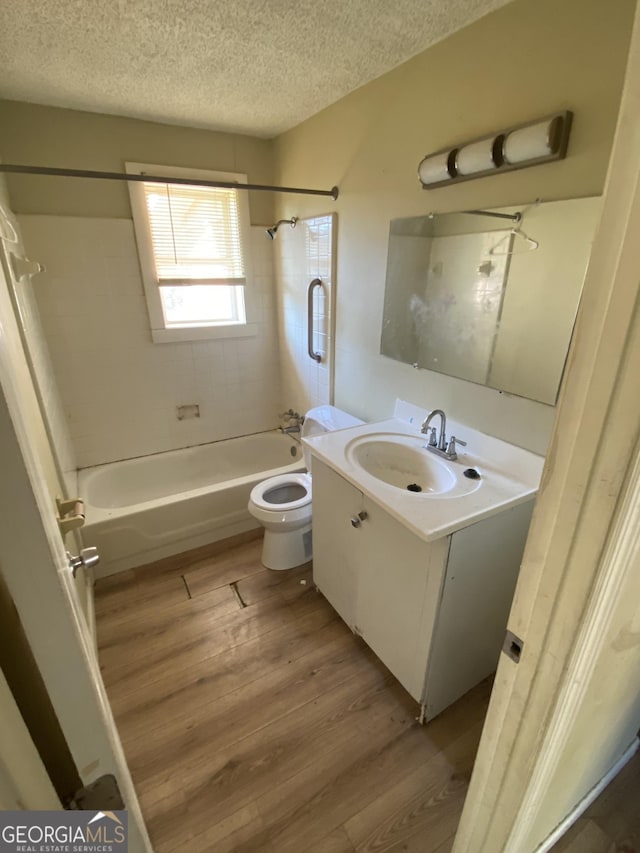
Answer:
[
  {"left": 426, "top": 426, "right": 437, "bottom": 447},
  {"left": 279, "top": 409, "right": 302, "bottom": 422},
  {"left": 446, "top": 435, "right": 467, "bottom": 458}
]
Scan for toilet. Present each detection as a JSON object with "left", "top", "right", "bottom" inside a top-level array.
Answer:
[{"left": 248, "top": 405, "right": 364, "bottom": 570}]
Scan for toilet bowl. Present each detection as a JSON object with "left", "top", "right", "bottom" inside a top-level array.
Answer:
[{"left": 248, "top": 406, "right": 363, "bottom": 570}]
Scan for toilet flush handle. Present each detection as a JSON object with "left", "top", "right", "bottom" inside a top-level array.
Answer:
[{"left": 350, "top": 511, "right": 368, "bottom": 528}]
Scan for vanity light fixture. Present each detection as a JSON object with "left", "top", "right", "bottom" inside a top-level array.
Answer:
[
  {"left": 455, "top": 136, "right": 496, "bottom": 176},
  {"left": 418, "top": 110, "right": 573, "bottom": 189}
]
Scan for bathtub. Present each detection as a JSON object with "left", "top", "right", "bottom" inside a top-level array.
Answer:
[{"left": 79, "top": 431, "right": 304, "bottom": 577}]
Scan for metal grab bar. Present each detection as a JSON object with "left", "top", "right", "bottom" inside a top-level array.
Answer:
[{"left": 307, "top": 278, "right": 323, "bottom": 363}]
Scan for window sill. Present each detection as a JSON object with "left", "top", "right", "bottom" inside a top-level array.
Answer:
[{"left": 151, "top": 323, "right": 258, "bottom": 343}]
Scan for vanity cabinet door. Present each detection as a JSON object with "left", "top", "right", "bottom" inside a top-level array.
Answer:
[
  {"left": 357, "top": 498, "right": 448, "bottom": 702},
  {"left": 423, "top": 500, "right": 534, "bottom": 720},
  {"left": 312, "top": 457, "right": 449, "bottom": 703},
  {"left": 311, "top": 458, "right": 364, "bottom": 629}
]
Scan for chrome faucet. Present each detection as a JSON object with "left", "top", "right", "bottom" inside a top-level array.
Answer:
[
  {"left": 420, "top": 409, "right": 466, "bottom": 461},
  {"left": 421, "top": 409, "right": 447, "bottom": 449}
]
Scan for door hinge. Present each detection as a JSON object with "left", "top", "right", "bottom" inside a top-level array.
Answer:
[{"left": 56, "top": 496, "right": 86, "bottom": 536}]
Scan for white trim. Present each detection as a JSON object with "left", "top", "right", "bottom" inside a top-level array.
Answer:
[
  {"left": 0, "top": 390, "right": 151, "bottom": 850},
  {"left": 151, "top": 321, "right": 258, "bottom": 343},
  {"left": 126, "top": 161, "right": 256, "bottom": 343},
  {"left": 533, "top": 737, "right": 640, "bottom": 853},
  {"left": 0, "top": 197, "right": 152, "bottom": 849},
  {"left": 506, "top": 440, "right": 640, "bottom": 850}
]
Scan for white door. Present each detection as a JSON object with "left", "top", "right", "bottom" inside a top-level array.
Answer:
[
  {"left": 311, "top": 458, "right": 363, "bottom": 628},
  {"left": 0, "top": 207, "right": 151, "bottom": 850},
  {"left": 357, "top": 495, "right": 442, "bottom": 702},
  {"left": 453, "top": 7, "right": 640, "bottom": 850},
  {"left": 0, "top": 200, "right": 95, "bottom": 640}
]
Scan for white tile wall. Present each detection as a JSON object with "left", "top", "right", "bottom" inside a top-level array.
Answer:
[
  {"left": 275, "top": 214, "right": 335, "bottom": 415},
  {"left": 19, "top": 216, "right": 282, "bottom": 468},
  {"left": 0, "top": 183, "right": 78, "bottom": 496}
]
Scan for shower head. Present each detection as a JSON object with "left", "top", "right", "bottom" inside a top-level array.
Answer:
[{"left": 265, "top": 217, "right": 297, "bottom": 240}]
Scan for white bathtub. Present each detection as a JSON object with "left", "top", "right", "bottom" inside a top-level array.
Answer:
[{"left": 79, "top": 431, "right": 304, "bottom": 577}]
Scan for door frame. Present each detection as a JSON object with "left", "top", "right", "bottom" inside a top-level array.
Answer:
[
  {"left": 0, "top": 198, "right": 96, "bottom": 643},
  {"left": 0, "top": 668, "right": 60, "bottom": 810},
  {"left": 0, "top": 236, "right": 152, "bottom": 849},
  {"left": 453, "top": 7, "right": 640, "bottom": 851}
]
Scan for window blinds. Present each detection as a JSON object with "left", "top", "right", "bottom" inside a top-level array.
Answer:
[{"left": 142, "top": 182, "right": 246, "bottom": 286}]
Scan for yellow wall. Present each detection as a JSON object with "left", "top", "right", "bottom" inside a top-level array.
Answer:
[
  {"left": 0, "top": 0, "right": 635, "bottom": 452},
  {"left": 0, "top": 101, "right": 275, "bottom": 224},
  {"left": 274, "top": 0, "right": 635, "bottom": 453}
]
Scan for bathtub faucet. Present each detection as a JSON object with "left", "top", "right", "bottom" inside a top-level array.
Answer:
[{"left": 279, "top": 409, "right": 304, "bottom": 434}]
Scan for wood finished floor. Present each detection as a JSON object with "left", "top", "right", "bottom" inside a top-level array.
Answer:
[{"left": 95, "top": 532, "right": 492, "bottom": 853}]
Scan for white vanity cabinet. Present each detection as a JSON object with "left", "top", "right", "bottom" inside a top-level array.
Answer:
[{"left": 311, "top": 456, "right": 534, "bottom": 720}]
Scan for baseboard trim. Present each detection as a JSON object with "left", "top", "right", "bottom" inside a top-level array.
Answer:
[{"left": 534, "top": 737, "right": 640, "bottom": 853}]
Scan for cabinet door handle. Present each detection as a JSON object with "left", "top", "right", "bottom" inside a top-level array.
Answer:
[{"left": 350, "top": 511, "right": 368, "bottom": 528}]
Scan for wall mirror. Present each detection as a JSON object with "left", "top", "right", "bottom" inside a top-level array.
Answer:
[{"left": 380, "top": 196, "right": 601, "bottom": 405}]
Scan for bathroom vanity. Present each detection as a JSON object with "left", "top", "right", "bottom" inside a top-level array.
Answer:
[{"left": 304, "top": 401, "right": 543, "bottom": 722}]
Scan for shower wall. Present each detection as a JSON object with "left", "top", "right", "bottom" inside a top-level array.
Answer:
[
  {"left": 0, "top": 101, "right": 282, "bottom": 469},
  {"left": 275, "top": 214, "right": 335, "bottom": 414},
  {"left": 20, "top": 216, "right": 281, "bottom": 468}
]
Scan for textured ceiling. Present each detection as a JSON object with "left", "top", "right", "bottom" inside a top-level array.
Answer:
[{"left": 0, "top": 0, "right": 512, "bottom": 138}]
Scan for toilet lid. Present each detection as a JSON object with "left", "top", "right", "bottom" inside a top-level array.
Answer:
[{"left": 250, "top": 473, "right": 312, "bottom": 511}]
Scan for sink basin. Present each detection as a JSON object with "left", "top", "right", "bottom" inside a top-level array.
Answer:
[
  {"left": 346, "top": 433, "right": 460, "bottom": 495},
  {"left": 304, "top": 411, "right": 544, "bottom": 540}
]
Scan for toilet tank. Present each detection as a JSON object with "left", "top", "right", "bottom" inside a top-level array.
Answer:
[{"left": 301, "top": 405, "right": 364, "bottom": 470}]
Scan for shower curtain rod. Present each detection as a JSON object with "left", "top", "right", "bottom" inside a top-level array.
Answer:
[{"left": 0, "top": 164, "right": 340, "bottom": 200}]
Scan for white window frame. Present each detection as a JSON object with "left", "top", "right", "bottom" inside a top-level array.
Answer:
[{"left": 126, "top": 162, "right": 257, "bottom": 343}]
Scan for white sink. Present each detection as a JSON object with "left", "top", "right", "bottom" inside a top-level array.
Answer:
[
  {"left": 303, "top": 409, "right": 545, "bottom": 542},
  {"left": 345, "top": 432, "right": 481, "bottom": 498}
]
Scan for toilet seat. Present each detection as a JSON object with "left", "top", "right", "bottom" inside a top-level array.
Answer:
[
  {"left": 247, "top": 406, "right": 364, "bottom": 570},
  {"left": 249, "top": 473, "right": 312, "bottom": 512}
]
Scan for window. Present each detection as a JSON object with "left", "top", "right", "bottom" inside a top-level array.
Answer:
[{"left": 127, "top": 162, "right": 256, "bottom": 343}]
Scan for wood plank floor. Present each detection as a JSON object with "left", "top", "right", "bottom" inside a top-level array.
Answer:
[{"left": 95, "top": 532, "right": 492, "bottom": 853}]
